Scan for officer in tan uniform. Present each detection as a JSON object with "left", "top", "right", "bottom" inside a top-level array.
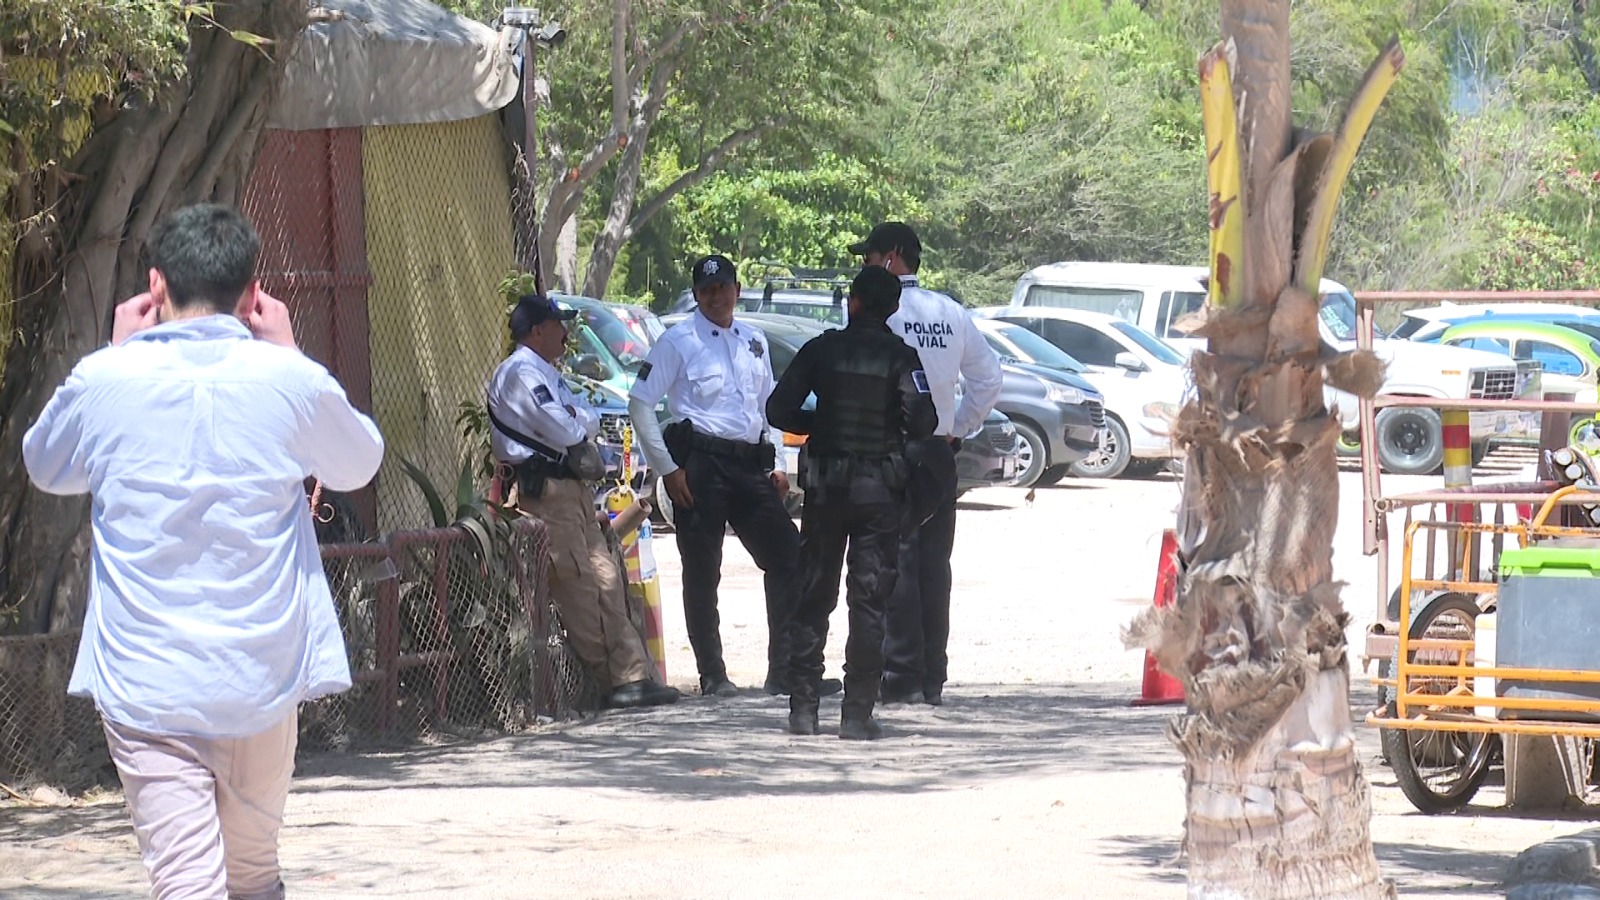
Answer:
[{"left": 489, "top": 294, "right": 680, "bottom": 709}]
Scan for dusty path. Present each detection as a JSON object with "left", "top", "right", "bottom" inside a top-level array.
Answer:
[{"left": 3, "top": 458, "right": 1592, "bottom": 898}]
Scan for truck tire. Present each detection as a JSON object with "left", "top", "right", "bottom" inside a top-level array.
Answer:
[{"left": 1375, "top": 407, "right": 1444, "bottom": 476}]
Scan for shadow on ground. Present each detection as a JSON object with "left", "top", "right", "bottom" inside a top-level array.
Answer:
[
  {"left": 289, "top": 681, "right": 1179, "bottom": 800},
  {"left": 1100, "top": 833, "right": 1515, "bottom": 896}
]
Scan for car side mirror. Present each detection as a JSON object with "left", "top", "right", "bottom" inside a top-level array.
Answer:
[
  {"left": 571, "top": 354, "right": 611, "bottom": 381},
  {"left": 1114, "top": 351, "right": 1147, "bottom": 373}
]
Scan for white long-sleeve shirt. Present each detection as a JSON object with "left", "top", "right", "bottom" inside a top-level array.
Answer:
[
  {"left": 486, "top": 345, "right": 600, "bottom": 463},
  {"left": 888, "top": 276, "right": 1004, "bottom": 437},
  {"left": 23, "top": 315, "right": 384, "bottom": 738},
  {"left": 627, "top": 310, "right": 777, "bottom": 476}
]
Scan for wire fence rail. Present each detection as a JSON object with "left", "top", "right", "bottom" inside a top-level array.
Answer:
[{"left": 0, "top": 517, "right": 598, "bottom": 794}]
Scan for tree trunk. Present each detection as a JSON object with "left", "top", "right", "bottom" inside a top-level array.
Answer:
[
  {"left": 579, "top": 119, "right": 653, "bottom": 299},
  {"left": 1128, "top": 2, "right": 1400, "bottom": 896},
  {"left": 579, "top": 64, "right": 674, "bottom": 300},
  {"left": 0, "top": 2, "right": 306, "bottom": 634},
  {"left": 556, "top": 212, "right": 579, "bottom": 294}
]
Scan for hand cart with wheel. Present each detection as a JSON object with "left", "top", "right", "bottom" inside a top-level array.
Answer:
[{"left": 1367, "top": 486, "right": 1600, "bottom": 812}]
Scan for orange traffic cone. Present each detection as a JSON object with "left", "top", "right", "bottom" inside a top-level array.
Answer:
[{"left": 1132, "top": 529, "right": 1186, "bottom": 707}]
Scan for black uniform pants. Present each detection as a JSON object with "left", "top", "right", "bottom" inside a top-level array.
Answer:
[
  {"left": 787, "top": 493, "right": 901, "bottom": 720},
  {"left": 673, "top": 450, "right": 800, "bottom": 688},
  {"left": 882, "top": 480, "right": 958, "bottom": 698}
]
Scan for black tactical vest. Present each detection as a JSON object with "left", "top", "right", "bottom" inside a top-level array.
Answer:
[{"left": 806, "top": 325, "right": 913, "bottom": 460}]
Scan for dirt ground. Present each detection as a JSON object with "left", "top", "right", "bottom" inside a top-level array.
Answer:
[{"left": 3, "top": 451, "right": 1595, "bottom": 898}]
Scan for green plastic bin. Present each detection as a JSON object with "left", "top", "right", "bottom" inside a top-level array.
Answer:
[{"left": 1497, "top": 545, "right": 1600, "bottom": 722}]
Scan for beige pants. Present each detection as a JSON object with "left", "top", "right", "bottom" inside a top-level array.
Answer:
[
  {"left": 103, "top": 713, "right": 297, "bottom": 900},
  {"left": 519, "top": 476, "right": 649, "bottom": 689}
]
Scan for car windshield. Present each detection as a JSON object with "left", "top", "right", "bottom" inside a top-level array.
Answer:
[
  {"left": 765, "top": 302, "right": 845, "bottom": 325},
  {"left": 1319, "top": 290, "right": 1360, "bottom": 342},
  {"left": 559, "top": 300, "right": 651, "bottom": 372},
  {"left": 989, "top": 321, "right": 1086, "bottom": 372},
  {"left": 1109, "top": 321, "right": 1186, "bottom": 366}
]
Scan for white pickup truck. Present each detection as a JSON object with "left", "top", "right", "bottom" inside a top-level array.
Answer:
[{"left": 1010, "top": 262, "right": 1542, "bottom": 474}]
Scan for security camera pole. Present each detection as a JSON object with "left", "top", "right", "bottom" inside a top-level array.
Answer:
[{"left": 504, "top": 6, "right": 564, "bottom": 295}]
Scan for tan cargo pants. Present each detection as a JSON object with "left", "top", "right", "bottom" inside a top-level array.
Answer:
[{"left": 518, "top": 476, "right": 649, "bottom": 689}]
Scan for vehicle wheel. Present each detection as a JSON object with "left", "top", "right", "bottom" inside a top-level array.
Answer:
[
  {"left": 1381, "top": 593, "right": 1497, "bottom": 813},
  {"left": 1336, "top": 431, "right": 1361, "bottom": 459},
  {"left": 1011, "top": 421, "right": 1048, "bottom": 489},
  {"left": 1125, "top": 459, "right": 1171, "bottom": 479},
  {"left": 1375, "top": 407, "right": 1444, "bottom": 476},
  {"left": 1068, "top": 417, "right": 1132, "bottom": 479},
  {"left": 1035, "top": 465, "right": 1071, "bottom": 487},
  {"left": 1471, "top": 440, "right": 1491, "bottom": 468}
]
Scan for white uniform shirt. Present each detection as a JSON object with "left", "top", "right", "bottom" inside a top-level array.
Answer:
[
  {"left": 628, "top": 310, "right": 775, "bottom": 446},
  {"left": 887, "top": 275, "right": 1004, "bottom": 437},
  {"left": 487, "top": 345, "right": 600, "bottom": 463},
  {"left": 23, "top": 315, "right": 384, "bottom": 739}
]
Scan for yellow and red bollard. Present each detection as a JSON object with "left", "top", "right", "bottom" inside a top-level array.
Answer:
[
  {"left": 602, "top": 424, "right": 668, "bottom": 681},
  {"left": 1441, "top": 408, "right": 1476, "bottom": 579}
]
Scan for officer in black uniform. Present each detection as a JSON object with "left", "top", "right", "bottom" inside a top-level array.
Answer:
[{"left": 765, "top": 267, "right": 939, "bottom": 740}]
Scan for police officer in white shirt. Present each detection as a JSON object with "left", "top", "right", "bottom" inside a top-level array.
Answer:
[
  {"left": 629, "top": 254, "right": 830, "bottom": 699},
  {"left": 488, "top": 294, "right": 680, "bottom": 710},
  {"left": 850, "top": 222, "right": 1003, "bottom": 706}
]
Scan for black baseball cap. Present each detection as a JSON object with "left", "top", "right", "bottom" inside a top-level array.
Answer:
[
  {"left": 850, "top": 265, "right": 902, "bottom": 315},
  {"left": 509, "top": 294, "right": 577, "bottom": 338},
  {"left": 691, "top": 254, "right": 737, "bottom": 288},
  {"left": 848, "top": 222, "right": 922, "bottom": 258}
]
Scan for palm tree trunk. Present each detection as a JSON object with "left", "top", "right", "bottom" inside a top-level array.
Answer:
[{"left": 1127, "top": 3, "right": 1401, "bottom": 896}]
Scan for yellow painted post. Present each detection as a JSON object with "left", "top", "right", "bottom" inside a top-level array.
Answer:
[
  {"left": 1441, "top": 409, "right": 1475, "bottom": 579},
  {"left": 603, "top": 425, "right": 667, "bottom": 681}
]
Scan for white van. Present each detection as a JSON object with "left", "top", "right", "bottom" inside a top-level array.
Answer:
[{"left": 1010, "top": 262, "right": 1541, "bottom": 474}]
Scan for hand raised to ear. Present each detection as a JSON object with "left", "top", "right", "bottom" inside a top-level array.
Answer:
[
  {"left": 245, "top": 289, "right": 297, "bottom": 349},
  {"left": 111, "top": 293, "right": 161, "bottom": 346}
]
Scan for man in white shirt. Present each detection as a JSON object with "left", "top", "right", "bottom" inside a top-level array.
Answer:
[
  {"left": 487, "top": 293, "right": 679, "bottom": 710},
  {"left": 24, "top": 204, "right": 385, "bottom": 900},
  {"left": 850, "top": 222, "right": 1003, "bottom": 707},
  {"left": 628, "top": 255, "right": 827, "bottom": 699}
]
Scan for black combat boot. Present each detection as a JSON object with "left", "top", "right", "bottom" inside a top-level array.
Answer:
[
  {"left": 788, "top": 702, "right": 820, "bottom": 736},
  {"left": 838, "top": 715, "right": 883, "bottom": 741}
]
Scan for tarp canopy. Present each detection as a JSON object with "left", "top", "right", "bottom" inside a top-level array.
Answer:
[{"left": 271, "top": 0, "right": 520, "bottom": 131}]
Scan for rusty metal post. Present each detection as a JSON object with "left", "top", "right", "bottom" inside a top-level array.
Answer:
[
  {"left": 430, "top": 538, "right": 453, "bottom": 722},
  {"left": 375, "top": 573, "right": 401, "bottom": 735}
]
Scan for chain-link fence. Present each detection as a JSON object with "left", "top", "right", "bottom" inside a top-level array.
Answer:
[
  {"left": 0, "top": 630, "right": 103, "bottom": 790},
  {"left": 0, "top": 517, "right": 603, "bottom": 791},
  {"left": 1, "top": 100, "right": 564, "bottom": 792},
  {"left": 238, "top": 114, "right": 520, "bottom": 540},
  {"left": 304, "top": 517, "right": 603, "bottom": 751}
]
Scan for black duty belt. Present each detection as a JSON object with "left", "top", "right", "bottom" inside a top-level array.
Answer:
[
  {"left": 519, "top": 457, "right": 579, "bottom": 481},
  {"left": 688, "top": 429, "right": 775, "bottom": 466}
]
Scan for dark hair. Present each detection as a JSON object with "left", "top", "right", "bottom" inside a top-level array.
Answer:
[
  {"left": 143, "top": 204, "right": 261, "bottom": 314},
  {"left": 851, "top": 265, "right": 902, "bottom": 321}
]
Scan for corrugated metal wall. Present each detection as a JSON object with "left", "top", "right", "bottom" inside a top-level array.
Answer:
[
  {"left": 242, "top": 127, "right": 378, "bottom": 536},
  {"left": 361, "top": 114, "right": 515, "bottom": 533}
]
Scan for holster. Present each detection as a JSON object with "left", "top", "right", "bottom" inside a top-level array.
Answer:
[
  {"left": 514, "top": 458, "right": 552, "bottom": 501},
  {"left": 663, "top": 419, "right": 692, "bottom": 468}
]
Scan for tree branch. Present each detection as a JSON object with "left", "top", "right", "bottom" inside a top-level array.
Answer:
[
  {"left": 186, "top": 62, "right": 272, "bottom": 201},
  {"left": 116, "top": 29, "right": 248, "bottom": 280},
  {"left": 624, "top": 118, "right": 783, "bottom": 240},
  {"left": 624, "top": 1, "right": 793, "bottom": 90},
  {"left": 611, "top": 0, "right": 630, "bottom": 128}
]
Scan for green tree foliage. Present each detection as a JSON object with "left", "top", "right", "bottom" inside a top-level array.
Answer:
[
  {"left": 1, "top": 1, "right": 198, "bottom": 359},
  {"left": 632, "top": 0, "right": 1600, "bottom": 305}
]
